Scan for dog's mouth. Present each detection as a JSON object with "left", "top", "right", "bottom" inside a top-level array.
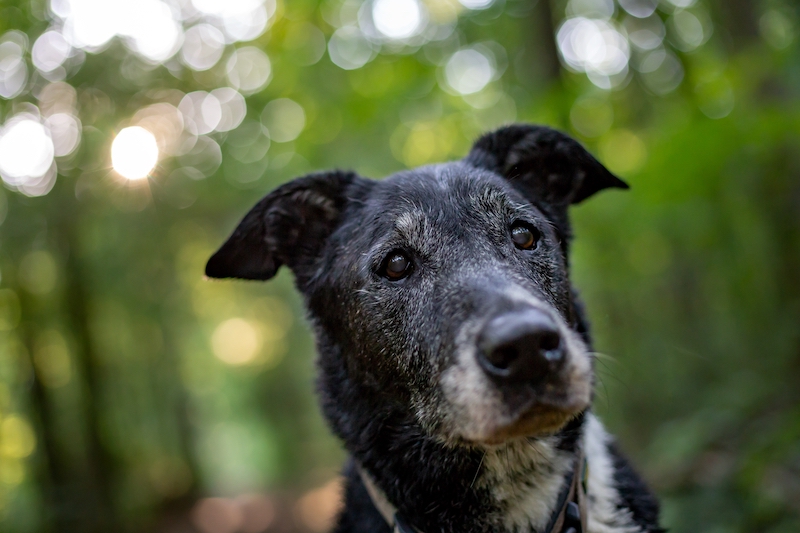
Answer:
[
  {"left": 464, "top": 382, "right": 589, "bottom": 446},
  {"left": 469, "top": 393, "right": 589, "bottom": 445}
]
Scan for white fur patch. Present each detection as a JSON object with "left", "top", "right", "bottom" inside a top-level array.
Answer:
[
  {"left": 474, "top": 415, "right": 641, "bottom": 533},
  {"left": 583, "top": 414, "right": 641, "bottom": 533},
  {"left": 479, "top": 437, "right": 572, "bottom": 532}
]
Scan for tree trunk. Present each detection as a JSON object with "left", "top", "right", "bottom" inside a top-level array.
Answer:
[
  {"left": 713, "top": 0, "right": 760, "bottom": 50},
  {"left": 59, "top": 188, "right": 119, "bottom": 533}
]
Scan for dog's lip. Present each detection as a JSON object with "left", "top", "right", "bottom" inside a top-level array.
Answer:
[{"left": 466, "top": 395, "right": 590, "bottom": 446}]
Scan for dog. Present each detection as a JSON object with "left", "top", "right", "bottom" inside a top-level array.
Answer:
[{"left": 206, "top": 124, "right": 663, "bottom": 533}]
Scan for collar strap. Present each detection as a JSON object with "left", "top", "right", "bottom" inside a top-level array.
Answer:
[
  {"left": 358, "top": 465, "right": 417, "bottom": 533},
  {"left": 544, "top": 449, "right": 588, "bottom": 533},
  {"left": 357, "top": 451, "right": 588, "bottom": 533}
]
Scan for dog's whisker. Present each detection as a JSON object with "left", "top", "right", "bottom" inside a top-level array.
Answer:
[
  {"left": 593, "top": 357, "right": 631, "bottom": 390},
  {"left": 595, "top": 374, "right": 613, "bottom": 413},
  {"left": 588, "top": 350, "right": 618, "bottom": 362},
  {"left": 469, "top": 451, "right": 487, "bottom": 490}
]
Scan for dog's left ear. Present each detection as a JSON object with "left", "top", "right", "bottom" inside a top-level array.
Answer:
[
  {"left": 465, "top": 124, "right": 628, "bottom": 205},
  {"left": 206, "top": 170, "right": 364, "bottom": 281}
]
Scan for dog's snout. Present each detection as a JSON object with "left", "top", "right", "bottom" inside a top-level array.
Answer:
[{"left": 477, "top": 310, "right": 565, "bottom": 385}]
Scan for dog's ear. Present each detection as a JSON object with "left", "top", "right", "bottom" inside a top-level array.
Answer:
[
  {"left": 206, "top": 171, "right": 363, "bottom": 280},
  {"left": 465, "top": 124, "right": 628, "bottom": 205}
]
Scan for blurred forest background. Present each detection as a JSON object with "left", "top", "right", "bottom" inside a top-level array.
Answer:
[{"left": 0, "top": 0, "right": 798, "bottom": 532}]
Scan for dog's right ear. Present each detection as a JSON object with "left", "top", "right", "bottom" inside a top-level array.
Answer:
[
  {"left": 206, "top": 171, "right": 363, "bottom": 281},
  {"left": 465, "top": 124, "right": 628, "bottom": 205}
]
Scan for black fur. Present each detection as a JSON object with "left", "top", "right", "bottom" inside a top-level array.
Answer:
[
  {"left": 608, "top": 443, "right": 665, "bottom": 533},
  {"left": 207, "top": 124, "right": 662, "bottom": 533}
]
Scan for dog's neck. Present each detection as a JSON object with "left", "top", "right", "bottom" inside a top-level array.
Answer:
[
  {"left": 351, "top": 413, "right": 585, "bottom": 533},
  {"left": 477, "top": 436, "right": 578, "bottom": 532},
  {"left": 360, "top": 436, "right": 583, "bottom": 533}
]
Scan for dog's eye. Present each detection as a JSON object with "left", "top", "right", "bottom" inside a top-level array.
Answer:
[
  {"left": 510, "top": 224, "right": 540, "bottom": 250},
  {"left": 382, "top": 252, "right": 413, "bottom": 280}
]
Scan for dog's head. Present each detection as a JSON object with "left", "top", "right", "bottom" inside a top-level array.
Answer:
[{"left": 207, "top": 124, "right": 627, "bottom": 447}]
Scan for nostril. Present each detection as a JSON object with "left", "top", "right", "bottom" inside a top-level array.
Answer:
[
  {"left": 487, "top": 345, "right": 518, "bottom": 371},
  {"left": 538, "top": 332, "right": 562, "bottom": 360}
]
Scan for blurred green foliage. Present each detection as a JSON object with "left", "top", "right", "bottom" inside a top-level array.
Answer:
[{"left": 0, "top": 0, "right": 798, "bottom": 532}]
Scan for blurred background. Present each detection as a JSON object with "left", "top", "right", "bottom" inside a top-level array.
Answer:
[{"left": 0, "top": 0, "right": 798, "bottom": 531}]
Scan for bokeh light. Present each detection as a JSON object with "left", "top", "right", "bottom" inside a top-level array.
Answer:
[
  {"left": 51, "top": 0, "right": 275, "bottom": 65},
  {"left": 459, "top": 0, "right": 494, "bottom": 10},
  {"left": 226, "top": 47, "right": 272, "bottom": 94},
  {"left": 182, "top": 24, "right": 226, "bottom": 71},
  {"left": 625, "top": 15, "right": 666, "bottom": 50},
  {"left": 282, "top": 22, "right": 327, "bottom": 66},
  {"left": 178, "top": 135, "right": 223, "bottom": 178},
  {"left": 0, "top": 416, "right": 36, "bottom": 459},
  {"left": 18, "top": 250, "right": 58, "bottom": 295},
  {"left": 45, "top": 113, "right": 82, "bottom": 157},
  {"left": 120, "top": 0, "right": 183, "bottom": 62},
  {"left": 0, "top": 117, "right": 57, "bottom": 196},
  {"left": 557, "top": 17, "right": 630, "bottom": 88},
  {"left": 0, "top": 33, "right": 28, "bottom": 99},
  {"left": 260, "top": 99, "right": 305, "bottom": 143},
  {"left": 111, "top": 126, "right": 159, "bottom": 180},
  {"left": 295, "top": 478, "right": 343, "bottom": 533},
  {"left": 211, "top": 318, "right": 262, "bottom": 365},
  {"left": 695, "top": 77, "right": 735, "bottom": 119},
  {"left": 180, "top": 91, "right": 224, "bottom": 135},
  {"left": 598, "top": 129, "right": 647, "bottom": 174},
  {"left": 191, "top": 497, "right": 243, "bottom": 533},
  {"left": 760, "top": 9, "right": 795, "bottom": 50},
  {"left": 371, "top": 0, "right": 424, "bottom": 40},
  {"left": 37, "top": 81, "right": 78, "bottom": 116},
  {"left": 192, "top": 0, "right": 276, "bottom": 43},
  {"left": 669, "top": 8, "right": 712, "bottom": 51},
  {"left": 618, "top": 0, "right": 658, "bottom": 18},
  {"left": 668, "top": 0, "right": 697, "bottom": 7},
  {"left": 444, "top": 47, "right": 495, "bottom": 95},
  {"left": 212, "top": 88, "right": 247, "bottom": 132},
  {"left": 132, "top": 103, "right": 185, "bottom": 156},
  {"left": 32, "top": 30, "right": 72, "bottom": 73},
  {"left": 57, "top": 0, "right": 182, "bottom": 61},
  {"left": 328, "top": 26, "right": 375, "bottom": 70},
  {"left": 637, "top": 48, "right": 684, "bottom": 95},
  {"left": 60, "top": 0, "right": 118, "bottom": 48},
  {"left": 191, "top": 494, "right": 275, "bottom": 533},
  {"left": 570, "top": 95, "right": 614, "bottom": 138},
  {"left": 226, "top": 121, "right": 270, "bottom": 164}
]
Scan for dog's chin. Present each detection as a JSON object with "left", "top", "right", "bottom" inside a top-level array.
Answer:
[{"left": 461, "top": 395, "right": 590, "bottom": 447}]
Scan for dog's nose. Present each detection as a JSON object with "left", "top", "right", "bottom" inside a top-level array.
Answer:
[{"left": 477, "top": 309, "right": 565, "bottom": 385}]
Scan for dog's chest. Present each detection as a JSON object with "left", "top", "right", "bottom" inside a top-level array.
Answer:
[
  {"left": 475, "top": 418, "right": 641, "bottom": 533},
  {"left": 477, "top": 437, "right": 572, "bottom": 533}
]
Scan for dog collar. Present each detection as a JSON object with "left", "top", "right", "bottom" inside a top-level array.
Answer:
[{"left": 357, "top": 450, "right": 588, "bottom": 533}]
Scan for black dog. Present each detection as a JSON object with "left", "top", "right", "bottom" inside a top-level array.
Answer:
[{"left": 206, "top": 124, "right": 663, "bottom": 533}]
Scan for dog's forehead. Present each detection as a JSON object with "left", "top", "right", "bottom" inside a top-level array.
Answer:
[{"left": 366, "top": 162, "right": 527, "bottom": 218}]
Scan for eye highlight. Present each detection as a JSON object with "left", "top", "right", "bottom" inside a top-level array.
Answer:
[
  {"left": 381, "top": 251, "right": 413, "bottom": 280},
  {"left": 510, "top": 223, "right": 540, "bottom": 250}
]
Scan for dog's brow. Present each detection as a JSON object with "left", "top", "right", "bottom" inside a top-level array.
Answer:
[
  {"left": 395, "top": 210, "right": 423, "bottom": 231},
  {"left": 394, "top": 209, "right": 429, "bottom": 244},
  {"left": 470, "top": 187, "right": 525, "bottom": 216}
]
